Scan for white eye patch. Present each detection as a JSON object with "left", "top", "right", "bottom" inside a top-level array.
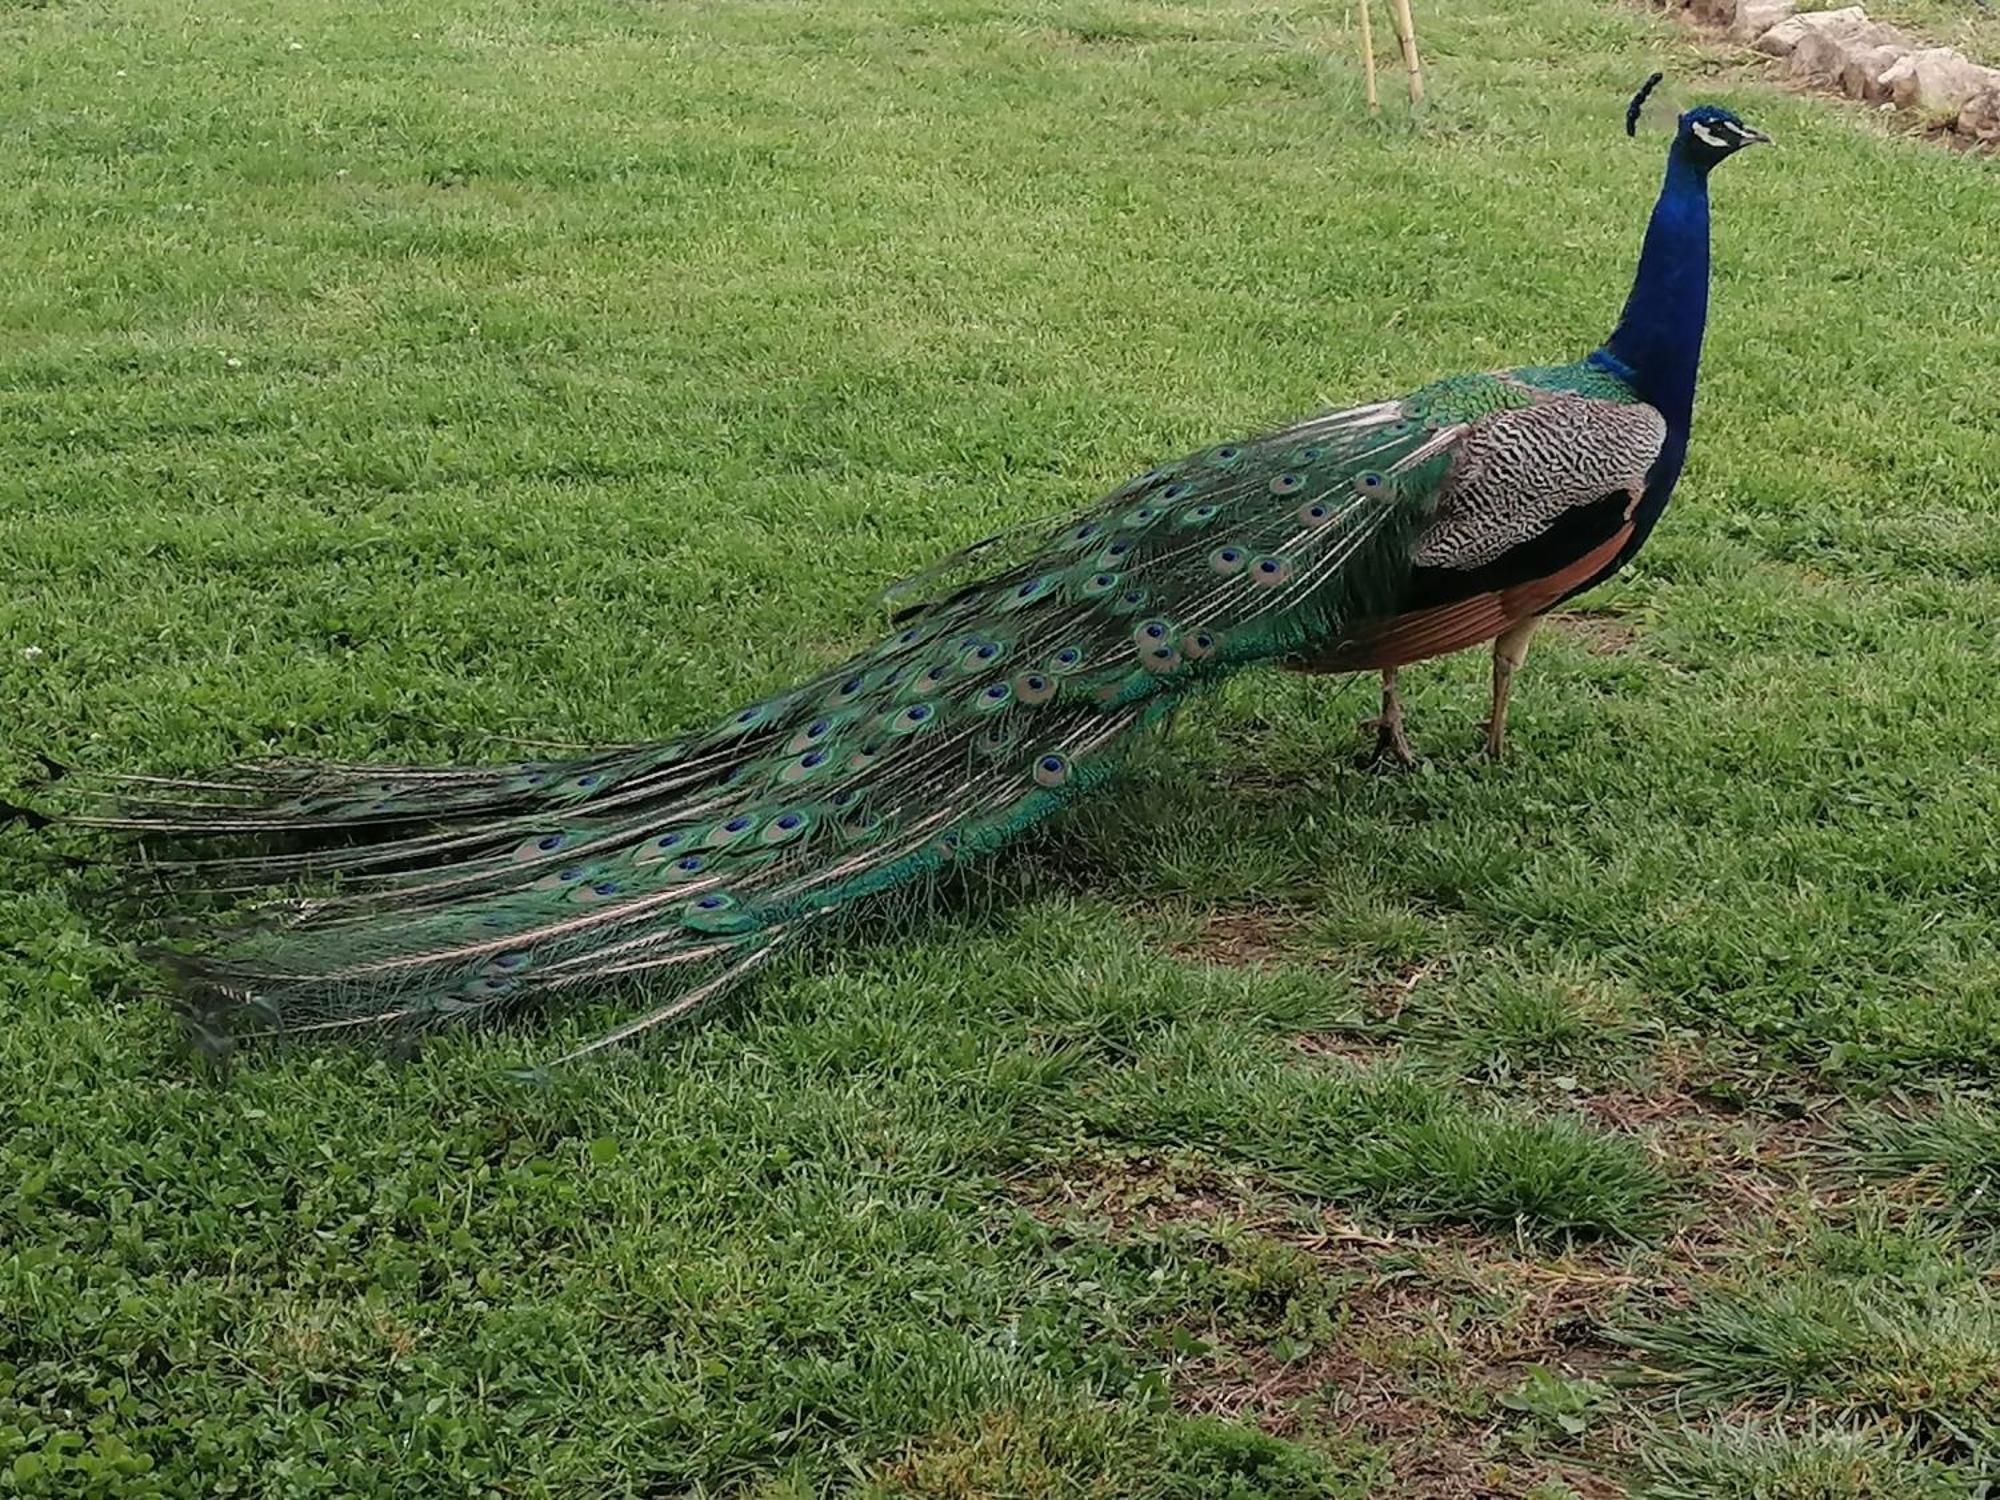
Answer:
[{"left": 1691, "top": 122, "right": 1733, "bottom": 148}]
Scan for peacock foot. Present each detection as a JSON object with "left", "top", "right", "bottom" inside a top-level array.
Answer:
[{"left": 1359, "top": 715, "right": 1418, "bottom": 772}]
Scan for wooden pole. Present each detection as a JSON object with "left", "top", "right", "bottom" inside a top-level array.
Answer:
[
  {"left": 1358, "top": 0, "right": 1379, "bottom": 116},
  {"left": 1386, "top": 0, "right": 1423, "bottom": 105}
]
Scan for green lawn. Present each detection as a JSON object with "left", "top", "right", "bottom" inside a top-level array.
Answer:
[{"left": 4, "top": 1, "right": 1999, "bottom": 1495}]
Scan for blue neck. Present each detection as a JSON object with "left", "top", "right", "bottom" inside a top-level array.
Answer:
[{"left": 1592, "top": 145, "right": 1710, "bottom": 437}]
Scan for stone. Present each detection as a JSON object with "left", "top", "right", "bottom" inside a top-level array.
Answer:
[
  {"left": 1879, "top": 48, "right": 1997, "bottom": 116},
  {"left": 1730, "top": 0, "right": 1796, "bottom": 42},
  {"left": 1842, "top": 42, "right": 1910, "bottom": 102},
  {"left": 1959, "top": 86, "right": 2000, "bottom": 144},
  {"left": 1790, "top": 6, "right": 1871, "bottom": 37},
  {"left": 1754, "top": 13, "right": 1813, "bottom": 54},
  {"left": 1788, "top": 10, "right": 1904, "bottom": 87}
]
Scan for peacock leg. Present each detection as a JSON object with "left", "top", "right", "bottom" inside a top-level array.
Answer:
[
  {"left": 1483, "top": 616, "right": 1544, "bottom": 759},
  {"left": 1362, "top": 667, "right": 1417, "bottom": 769}
]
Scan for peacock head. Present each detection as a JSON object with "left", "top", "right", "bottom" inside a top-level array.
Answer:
[
  {"left": 1676, "top": 105, "right": 1772, "bottom": 169},
  {"left": 1626, "top": 75, "right": 1771, "bottom": 172}
]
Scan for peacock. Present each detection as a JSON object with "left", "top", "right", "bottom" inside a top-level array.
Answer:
[{"left": 33, "top": 85, "right": 1768, "bottom": 1063}]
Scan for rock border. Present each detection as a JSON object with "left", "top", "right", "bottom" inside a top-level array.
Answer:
[{"left": 1660, "top": 0, "right": 2000, "bottom": 147}]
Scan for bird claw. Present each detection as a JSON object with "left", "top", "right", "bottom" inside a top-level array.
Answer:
[{"left": 1358, "top": 716, "right": 1418, "bottom": 773}]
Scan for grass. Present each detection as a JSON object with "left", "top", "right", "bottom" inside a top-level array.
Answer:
[
  {"left": 2, "top": 0, "right": 1998, "bottom": 1494},
  {"left": 1634, "top": 1420, "right": 1981, "bottom": 1500},
  {"left": 1843, "top": 1092, "right": 2000, "bottom": 1222},
  {"left": 1620, "top": 1212, "right": 2000, "bottom": 1446}
]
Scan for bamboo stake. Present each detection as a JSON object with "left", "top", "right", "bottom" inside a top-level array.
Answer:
[
  {"left": 1358, "top": 0, "right": 1379, "bottom": 116},
  {"left": 1386, "top": 0, "right": 1423, "bottom": 105}
]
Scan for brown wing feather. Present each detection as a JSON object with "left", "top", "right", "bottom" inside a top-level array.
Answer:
[
  {"left": 1286, "top": 394, "right": 1663, "bottom": 674},
  {"left": 1316, "top": 518, "right": 1636, "bottom": 671}
]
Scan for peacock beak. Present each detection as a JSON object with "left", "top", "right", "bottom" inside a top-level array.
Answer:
[{"left": 1738, "top": 125, "right": 1773, "bottom": 147}]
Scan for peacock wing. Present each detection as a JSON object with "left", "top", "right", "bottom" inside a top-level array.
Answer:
[{"left": 1306, "top": 392, "right": 1669, "bottom": 670}]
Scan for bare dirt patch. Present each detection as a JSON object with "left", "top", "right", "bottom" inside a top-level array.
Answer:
[
  {"left": 1291, "top": 1031, "right": 1404, "bottom": 1067},
  {"left": 1362, "top": 956, "right": 1447, "bottom": 1019},
  {"left": 1564, "top": 1042, "right": 1845, "bottom": 1256},
  {"left": 1165, "top": 908, "right": 1303, "bottom": 968},
  {"left": 1010, "top": 1155, "right": 1647, "bottom": 1496},
  {"left": 1003, "top": 1045, "right": 1860, "bottom": 1493},
  {"left": 1550, "top": 608, "right": 1641, "bottom": 656},
  {"left": 1170, "top": 1226, "right": 1642, "bottom": 1498},
  {"left": 1285, "top": 957, "right": 1444, "bottom": 1060}
]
